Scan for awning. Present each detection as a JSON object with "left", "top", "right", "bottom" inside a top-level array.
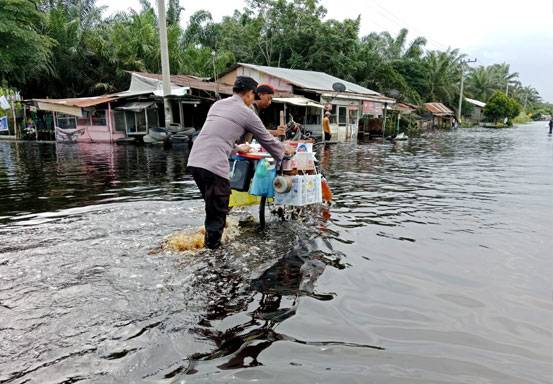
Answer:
[
  {"left": 116, "top": 101, "right": 156, "bottom": 112},
  {"left": 33, "top": 95, "right": 118, "bottom": 117},
  {"left": 153, "top": 87, "right": 189, "bottom": 97},
  {"left": 320, "top": 92, "right": 395, "bottom": 104},
  {"left": 273, "top": 97, "right": 324, "bottom": 109},
  {"left": 36, "top": 101, "right": 83, "bottom": 117}
]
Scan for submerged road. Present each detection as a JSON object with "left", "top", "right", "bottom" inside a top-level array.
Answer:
[{"left": 0, "top": 122, "right": 551, "bottom": 383}]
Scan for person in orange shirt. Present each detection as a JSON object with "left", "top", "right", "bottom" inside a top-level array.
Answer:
[{"left": 322, "top": 111, "right": 332, "bottom": 141}]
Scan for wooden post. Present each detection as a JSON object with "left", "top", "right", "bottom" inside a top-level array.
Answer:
[
  {"left": 108, "top": 102, "right": 113, "bottom": 143},
  {"left": 382, "top": 102, "right": 388, "bottom": 140},
  {"left": 179, "top": 101, "right": 184, "bottom": 129},
  {"left": 145, "top": 108, "right": 149, "bottom": 133},
  {"left": 53, "top": 111, "right": 57, "bottom": 141},
  {"left": 12, "top": 103, "right": 17, "bottom": 139},
  {"left": 321, "top": 106, "right": 325, "bottom": 143}
]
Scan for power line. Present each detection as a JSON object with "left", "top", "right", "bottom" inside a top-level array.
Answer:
[{"left": 371, "top": 0, "right": 451, "bottom": 51}]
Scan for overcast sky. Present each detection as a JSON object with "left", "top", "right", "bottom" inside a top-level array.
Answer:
[{"left": 97, "top": 0, "right": 553, "bottom": 101}]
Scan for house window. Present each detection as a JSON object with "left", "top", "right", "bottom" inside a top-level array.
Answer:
[
  {"left": 114, "top": 111, "right": 126, "bottom": 132},
  {"left": 56, "top": 113, "right": 76, "bottom": 129},
  {"left": 76, "top": 116, "right": 90, "bottom": 126},
  {"left": 91, "top": 110, "right": 106, "bottom": 126},
  {"left": 338, "top": 106, "right": 347, "bottom": 126},
  {"left": 125, "top": 111, "right": 136, "bottom": 133},
  {"left": 147, "top": 108, "right": 158, "bottom": 129},
  {"left": 136, "top": 111, "right": 146, "bottom": 132}
]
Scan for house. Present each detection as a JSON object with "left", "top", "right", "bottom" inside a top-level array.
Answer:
[
  {"left": 217, "top": 63, "right": 394, "bottom": 142},
  {"left": 464, "top": 97, "right": 486, "bottom": 123},
  {"left": 27, "top": 72, "right": 227, "bottom": 143},
  {"left": 423, "top": 102, "right": 455, "bottom": 129}
]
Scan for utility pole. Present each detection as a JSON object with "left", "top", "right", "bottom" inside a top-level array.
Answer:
[
  {"left": 457, "top": 58, "right": 477, "bottom": 123},
  {"left": 157, "top": 0, "right": 172, "bottom": 128},
  {"left": 212, "top": 50, "right": 220, "bottom": 100}
]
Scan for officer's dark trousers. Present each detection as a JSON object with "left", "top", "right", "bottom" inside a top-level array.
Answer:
[{"left": 189, "top": 167, "right": 230, "bottom": 249}]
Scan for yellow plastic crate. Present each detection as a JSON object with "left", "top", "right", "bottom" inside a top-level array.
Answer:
[{"left": 229, "top": 190, "right": 272, "bottom": 207}]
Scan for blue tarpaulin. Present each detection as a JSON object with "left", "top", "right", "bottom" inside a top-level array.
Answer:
[{"left": 0, "top": 116, "right": 8, "bottom": 132}]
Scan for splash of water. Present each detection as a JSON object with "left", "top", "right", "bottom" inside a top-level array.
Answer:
[{"left": 161, "top": 217, "right": 242, "bottom": 252}]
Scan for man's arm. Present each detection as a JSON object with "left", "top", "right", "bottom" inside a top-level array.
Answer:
[{"left": 244, "top": 110, "right": 285, "bottom": 161}]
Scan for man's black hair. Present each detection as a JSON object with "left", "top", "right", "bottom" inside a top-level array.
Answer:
[{"left": 233, "top": 76, "right": 258, "bottom": 94}]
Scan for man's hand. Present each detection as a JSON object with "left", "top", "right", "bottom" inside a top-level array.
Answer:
[
  {"left": 236, "top": 144, "right": 252, "bottom": 153},
  {"left": 284, "top": 144, "right": 296, "bottom": 157},
  {"left": 274, "top": 125, "right": 286, "bottom": 137},
  {"left": 269, "top": 125, "right": 286, "bottom": 137}
]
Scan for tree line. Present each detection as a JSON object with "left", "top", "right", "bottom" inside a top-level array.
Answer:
[{"left": 1, "top": 0, "right": 551, "bottom": 119}]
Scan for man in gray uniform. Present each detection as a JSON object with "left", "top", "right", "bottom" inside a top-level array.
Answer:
[{"left": 188, "top": 76, "right": 289, "bottom": 249}]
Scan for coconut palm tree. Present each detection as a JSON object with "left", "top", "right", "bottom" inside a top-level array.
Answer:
[
  {"left": 0, "top": 0, "right": 53, "bottom": 85},
  {"left": 465, "top": 66, "right": 498, "bottom": 101},
  {"left": 422, "top": 48, "right": 464, "bottom": 106}
]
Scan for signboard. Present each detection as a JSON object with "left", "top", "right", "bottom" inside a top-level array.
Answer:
[
  {"left": 362, "top": 101, "right": 383, "bottom": 115},
  {"left": 0, "top": 116, "right": 8, "bottom": 132},
  {"left": 324, "top": 103, "right": 333, "bottom": 111}
]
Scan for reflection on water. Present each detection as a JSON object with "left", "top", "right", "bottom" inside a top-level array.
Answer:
[{"left": 0, "top": 124, "right": 551, "bottom": 384}]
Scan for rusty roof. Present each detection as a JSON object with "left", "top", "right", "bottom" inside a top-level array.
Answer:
[
  {"left": 32, "top": 95, "right": 117, "bottom": 108},
  {"left": 131, "top": 72, "right": 233, "bottom": 95},
  {"left": 424, "top": 102, "right": 454, "bottom": 116},
  {"left": 393, "top": 102, "right": 418, "bottom": 113}
]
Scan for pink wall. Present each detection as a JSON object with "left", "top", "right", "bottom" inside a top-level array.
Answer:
[
  {"left": 236, "top": 67, "right": 294, "bottom": 93},
  {"left": 76, "top": 110, "right": 124, "bottom": 143}
]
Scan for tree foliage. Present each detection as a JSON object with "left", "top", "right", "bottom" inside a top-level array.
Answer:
[
  {"left": 0, "top": 0, "right": 54, "bottom": 84},
  {"left": 0, "top": 0, "right": 546, "bottom": 113},
  {"left": 483, "top": 91, "right": 522, "bottom": 123}
]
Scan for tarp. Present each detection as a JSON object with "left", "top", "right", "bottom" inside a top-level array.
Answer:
[
  {"left": 121, "top": 72, "right": 190, "bottom": 97},
  {"left": 0, "top": 96, "right": 10, "bottom": 110},
  {"left": 153, "top": 88, "right": 189, "bottom": 97},
  {"left": 0, "top": 116, "right": 8, "bottom": 131},
  {"left": 465, "top": 97, "right": 486, "bottom": 108},
  {"left": 273, "top": 97, "right": 324, "bottom": 109},
  {"left": 33, "top": 95, "right": 117, "bottom": 117},
  {"left": 116, "top": 101, "right": 156, "bottom": 112},
  {"left": 36, "top": 101, "right": 83, "bottom": 117}
]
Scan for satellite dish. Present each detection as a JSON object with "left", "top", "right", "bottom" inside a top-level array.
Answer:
[{"left": 332, "top": 82, "right": 346, "bottom": 92}]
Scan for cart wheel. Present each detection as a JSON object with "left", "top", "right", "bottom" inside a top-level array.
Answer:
[{"left": 259, "top": 196, "right": 267, "bottom": 229}]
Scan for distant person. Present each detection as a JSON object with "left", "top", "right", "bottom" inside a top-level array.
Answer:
[
  {"left": 549, "top": 117, "right": 553, "bottom": 134},
  {"left": 323, "top": 111, "right": 332, "bottom": 141}
]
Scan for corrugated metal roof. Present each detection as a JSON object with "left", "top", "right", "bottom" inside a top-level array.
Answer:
[
  {"left": 465, "top": 97, "right": 486, "bottom": 108},
  {"left": 33, "top": 95, "right": 117, "bottom": 108},
  {"left": 424, "top": 102, "right": 454, "bottom": 116},
  {"left": 392, "top": 102, "right": 418, "bottom": 113},
  {"left": 239, "top": 63, "right": 380, "bottom": 96},
  {"left": 132, "top": 72, "right": 233, "bottom": 95}
]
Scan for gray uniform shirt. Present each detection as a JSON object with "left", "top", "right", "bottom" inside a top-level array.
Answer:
[{"left": 188, "top": 94, "right": 284, "bottom": 179}]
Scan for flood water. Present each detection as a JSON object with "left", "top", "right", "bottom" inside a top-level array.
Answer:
[{"left": 0, "top": 122, "right": 551, "bottom": 384}]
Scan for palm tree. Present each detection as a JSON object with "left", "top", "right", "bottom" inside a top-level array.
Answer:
[
  {"left": 465, "top": 66, "right": 498, "bottom": 101},
  {"left": 511, "top": 84, "right": 541, "bottom": 110},
  {"left": 0, "top": 0, "right": 53, "bottom": 85},
  {"left": 422, "top": 48, "right": 464, "bottom": 106},
  {"left": 488, "top": 63, "right": 519, "bottom": 93},
  {"left": 362, "top": 28, "right": 427, "bottom": 62}
]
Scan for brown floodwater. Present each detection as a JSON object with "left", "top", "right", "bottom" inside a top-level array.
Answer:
[{"left": 0, "top": 122, "right": 551, "bottom": 383}]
